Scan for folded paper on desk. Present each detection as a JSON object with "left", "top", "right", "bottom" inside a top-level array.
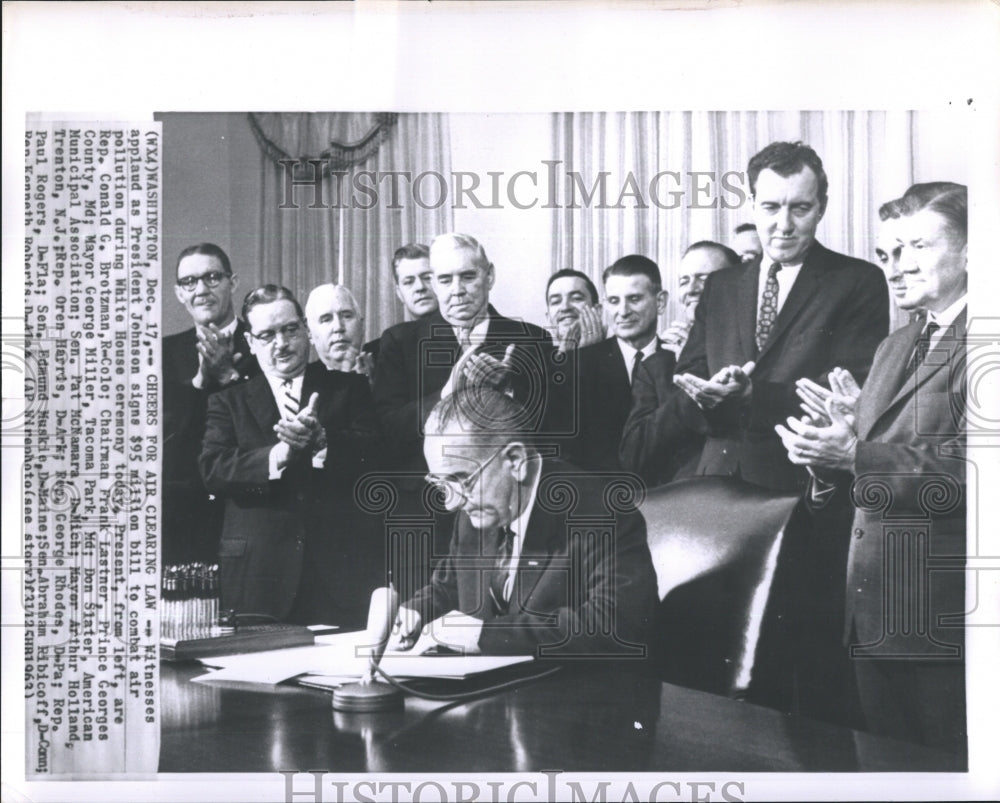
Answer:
[{"left": 191, "top": 630, "right": 532, "bottom": 686}]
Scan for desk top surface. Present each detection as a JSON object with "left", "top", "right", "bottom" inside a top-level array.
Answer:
[{"left": 158, "top": 660, "right": 962, "bottom": 774}]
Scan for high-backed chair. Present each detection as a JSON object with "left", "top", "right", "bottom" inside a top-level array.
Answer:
[{"left": 638, "top": 476, "right": 801, "bottom": 697}]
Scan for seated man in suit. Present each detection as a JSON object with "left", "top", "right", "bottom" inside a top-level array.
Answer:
[
  {"left": 362, "top": 243, "right": 438, "bottom": 366},
  {"left": 566, "top": 255, "right": 676, "bottom": 473},
  {"left": 163, "top": 243, "right": 259, "bottom": 565},
  {"left": 660, "top": 241, "right": 741, "bottom": 356},
  {"left": 391, "top": 386, "right": 658, "bottom": 657},
  {"left": 776, "top": 182, "right": 968, "bottom": 757},
  {"left": 544, "top": 268, "right": 605, "bottom": 353},
  {"left": 200, "top": 285, "right": 381, "bottom": 627},
  {"left": 305, "top": 283, "right": 373, "bottom": 380}
]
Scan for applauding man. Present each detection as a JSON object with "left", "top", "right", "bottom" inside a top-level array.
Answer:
[
  {"left": 200, "top": 285, "right": 381, "bottom": 626},
  {"left": 163, "top": 243, "right": 259, "bottom": 565},
  {"left": 776, "top": 183, "right": 968, "bottom": 756}
]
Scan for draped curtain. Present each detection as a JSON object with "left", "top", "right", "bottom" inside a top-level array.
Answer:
[
  {"left": 552, "top": 111, "right": 915, "bottom": 332},
  {"left": 253, "top": 112, "right": 452, "bottom": 340}
]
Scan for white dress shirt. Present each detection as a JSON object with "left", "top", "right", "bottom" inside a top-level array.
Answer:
[{"left": 615, "top": 337, "right": 659, "bottom": 385}]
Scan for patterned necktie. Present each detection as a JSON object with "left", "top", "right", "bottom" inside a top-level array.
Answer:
[
  {"left": 755, "top": 262, "right": 782, "bottom": 352},
  {"left": 456, "top": 326, "right": 473, "bottom": 353},
  {"left": 630, "top": 350, "right": 644, "bottom": 385},
  {"left": 902, "top": 321, "right": 940, "bottom": 383},
  {"left": 280, "top": 379, "right": 299, "bottom": 420},
  {"left": 489, "top": 526, "right": 515, "bottom": 615}
]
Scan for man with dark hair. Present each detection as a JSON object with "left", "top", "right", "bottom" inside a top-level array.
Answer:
[
  {"left": 544, "top": 268, "right": 605, "bottom": 353},
  {"left": 362, "top": 243, "right": 439, "bottom": 367},
  {"left": 733, "top": 223, "right": 763, "bottom": 264},
  {"left": 777, "top": 182, "right": 968, "bottom": 757},
  {"left": 561, "top": 255, "right": 678, "bottom": 473},
  {"left": 200, "top": 284, "right": 381, "bottom": 626},
  {"left": 162, "top": 243, "right": 259, "bottom": 565},
  {"left": 660, "top": 140, "right": 890, "bottom": 492},
  {"left": 661, "top": 241, "right": 741, "bottom": 356},
  {"left": 390, "top": 386, "right": 657, "bottom": 657}
]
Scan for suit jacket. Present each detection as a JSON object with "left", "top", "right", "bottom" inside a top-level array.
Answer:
[
  {"left": 162, "top": 321, "right": 259, "bottom": 564},
  {"left": 372, "top": 306, "right": 555, "bottom": 475},
  {"left": 405, "top": 460, "right": 659, "bottom": 656},
  {"left": 199, "top": 362, "right": 382, "bottom": 623},
  {"left": 842, "top": 311, "right": 966, "bottom": 654},
  {"left": 565, "top": 338, "right": 674, "bottom": 474},
  {"left": 675, "top": 241, "right": 889, "bottom": 491},
  {"left": 619, "top": 349, "right": 706, "bottom": 487}
]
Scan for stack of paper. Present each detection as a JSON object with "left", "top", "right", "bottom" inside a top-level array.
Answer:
[{"left": 191, "top": 630, "right": 533, "bottom": 687}]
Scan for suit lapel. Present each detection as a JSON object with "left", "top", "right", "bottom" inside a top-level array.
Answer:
[
  {"left": 756, "top": 247, "right": 824, "bottom": 362},
  {"left": 245, "top": 373, "right": 280, "bottom": 435},
  {"left": 860, "top": 311, "right": 966, "bottom": 437},
  {"left": 736, "top": 265, "right": 758, "bottom": 359}
]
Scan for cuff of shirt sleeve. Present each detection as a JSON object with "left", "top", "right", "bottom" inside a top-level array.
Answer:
[{"left": 269, "top": 444, "right": 287, "bottom": 479}]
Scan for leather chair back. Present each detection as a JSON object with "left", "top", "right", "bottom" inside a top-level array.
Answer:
[{"left": 639, "top": 476, "right": 801, "bottom": 696}]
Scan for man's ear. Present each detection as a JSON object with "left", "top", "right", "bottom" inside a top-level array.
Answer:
[
  {"left": 486, "top": 263, "right": 496, "bottom": 291},
  {"left": 174, "top": 283, "right": 186, "bottom": 306},
  {"left": 656, "top": 289, "right": 668, "bottom": 315},
  {"left": 504, "top": 442, "right": 530, "bottom": 481},
  {"left": 229, "top": 273, "right": 240, "bottom": 293}
]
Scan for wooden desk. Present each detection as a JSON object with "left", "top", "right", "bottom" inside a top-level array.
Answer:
[{"left": 158, "top": 660, "right": 963, "bottom": 773}]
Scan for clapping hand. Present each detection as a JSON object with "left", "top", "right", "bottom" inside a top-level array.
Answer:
[
  {"left": 195, "top": 323, "right": 240, "bottom": 386},
  {"left": 674, "top": 361, "right": 755, "bottom": 410}
]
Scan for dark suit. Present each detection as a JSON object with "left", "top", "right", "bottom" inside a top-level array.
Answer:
[
  {"left": 675, "top": 241, "right": 889, "bottom": 492},
  {"left": 372, "top": 306, "right": 555, "bottom": 475},
  {"left": 562, "top": 338, "right": 675, "bottom": 474},
  {"left": 405, "top": 460, "right": 658, "bottom": 657},
  {"left": 838, "top": 311, "right": 967, "bottom": 754},
  {"left": 199, "top": 362, "right": 382, "bottom": 626},
  {"left": 162, "top": 322, "right": 258, "bottom": 565},
  {"left": 619, "top": 349, "right": 706, "bottom": 487},
  {"left": 362, "top": 336, "right": 380, "bottom": 366}
]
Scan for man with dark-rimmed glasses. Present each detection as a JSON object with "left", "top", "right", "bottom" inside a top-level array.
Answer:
[
  {"left": 389, "top": 386, "right": 657, "bottom": 657},
  {"left": 163, "top": 243, "right": 259, "bottom": 565},
  {"left": 199, "top": 284, "right": 381, "bottom": 626}
]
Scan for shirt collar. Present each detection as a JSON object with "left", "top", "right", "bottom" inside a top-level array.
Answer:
[
  {"left": 218, "top": 317, "right": 239, "bottom": 338},
  {"left": 264, "top": 371, "right": 305, "bottom": 398},
  {"left": 926, "top": 294, "right": 966, "bottom": 330},
  {"left": 615, "top": 336, "right": 658, "bottom": 369}
]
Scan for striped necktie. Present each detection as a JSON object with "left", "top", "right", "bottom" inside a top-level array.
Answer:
[{"left": 280, "top": 379, "right": 299, "bottom": 420}]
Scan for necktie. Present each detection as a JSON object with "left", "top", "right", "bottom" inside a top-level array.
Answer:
[
  {"left": 902, "top": 321, "right": 940, "bottom": 383},
  {"left": 755, "top": 262, "right": 782, "bottom": 352},
  {"left": 630, "top": 350, "right": 644, "bottom": 385},
  {"left": 456, "top": 326, "right": 473, "bottom": 352},
  {"left": 489, "top": 526, "right": 515, "bottom": 615},
  {"left": 280, "top": 379, "right": 299, "bottom": 420}
]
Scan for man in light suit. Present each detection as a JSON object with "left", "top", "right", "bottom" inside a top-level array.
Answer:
[
  {"left": 200, "top": 285, "right": 381, "bottom": 627},
  {"left": 668, "top": 141, "right": 890, "bottom": 492},
  {"left": 777, "top": 182, "right": 968, "bottom": 757},
  {"left": 163, "top": 243, "right": 259, "bottom": 565},
  {"left": 391, "top": 386, "right": 658, "bottom": 657}
]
